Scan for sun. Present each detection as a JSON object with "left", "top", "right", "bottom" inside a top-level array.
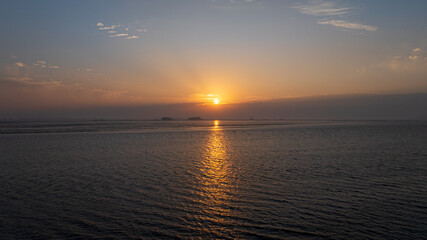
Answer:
[{"left": 214, "top": 98, "right": 220, "bottom": 104}]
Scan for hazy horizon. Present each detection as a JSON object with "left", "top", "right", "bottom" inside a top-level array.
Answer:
[{"left": 2, "top": 92, "right": 426, "bottom": 120}]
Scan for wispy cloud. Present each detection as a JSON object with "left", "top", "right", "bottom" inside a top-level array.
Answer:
[
  {"left": 15, "top": 62, "right": 25, "bottom": 67},
  {"left": 317, "top": 20, "right": 377, "bottom": 31},
  {"left": 126, "top": 36, "right": 139, "bottom": 39},
  {"left": 408, "top": 48, "right": 422, "bottom": 61},
  {"left": 1, "top": 62, "right": 138, "bottom": 109},
  {"left": 91, "top": 88, "right": 127, "bottom": 97},
  {"left": 7, "top": 78, "right": 63, "bottom": 88},
  {"left": 4, "top": 76, "right": 32, "bottom": 83},
  {"left": 387, "top": 48, "right": 426, "bottom": 72},
  {"left": 99, "top": 25, "right": 119, "bottom": 30},
  {"left": 33, "top": 60, "right": 59, "bottom": 69},
  {"left": 2, "top": 64, "right": 62, "bottom": 88},
  {"left": 33, "top": 60, "right": 46, "bottom": 68},
  {"left": 293, "top": 0, "right": 377, "bottom": 32},
  {"left": 110, "top": 33, "right": 128, "bottom": 37},
  {"left": 96, "top": 21, "right": 146, "bottom": 40},
  {"left": 293, "top": 0, "right": 350, "bottom": 16}
]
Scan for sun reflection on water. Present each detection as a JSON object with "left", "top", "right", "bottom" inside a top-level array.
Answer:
[
  {"left": 213, "top": 120, "right": 220, "bottom": 129},
  {"left": 191, "top": 121, "right": 237, "bottom": 237}
]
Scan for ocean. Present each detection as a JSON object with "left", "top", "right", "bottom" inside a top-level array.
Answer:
[{"left": 1, "top": 120, "right": 426, "bottom": 239}]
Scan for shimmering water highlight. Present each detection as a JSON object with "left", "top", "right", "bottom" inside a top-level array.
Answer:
[{"left": 0, "top": 120, "right": 426, "bottom": 239}]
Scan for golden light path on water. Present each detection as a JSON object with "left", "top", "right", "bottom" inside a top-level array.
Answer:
[{"left": 192, "top": 120, "right": 237, "bottom": 237}]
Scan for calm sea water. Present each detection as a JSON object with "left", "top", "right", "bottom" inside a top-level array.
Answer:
[{"left": 1, "top": 120, "right": 426, "bottom": 239}]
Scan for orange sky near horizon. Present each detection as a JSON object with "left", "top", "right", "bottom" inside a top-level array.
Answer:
[{"left": 1, "top": 1, "right": 427, "bottom": 113}]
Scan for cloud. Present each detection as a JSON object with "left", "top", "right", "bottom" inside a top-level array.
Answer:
[
  {"left": 126, "top": 36, "right": 139, "bottom": 39},
  {"left": 34, "top": 60, "right": 47, "bottom": 68},
  {"left": 32, "top": 60, "right": 59, "bottom": 69},
  {"left": 293, "top": 0, "right": 350, "bottom": 16},
  {"left": 15, "top": 62, "right": 25, "bottom": 67},
  {"left": 0, "top": 63, "right": 137, "bottom": 111},
  {"left": 408, "top": 48, "right": 422, "bottom": 61},
  {"left": 5, "top": 76, "right": 32, "bottom": 83},
  {"left": 408, "top": 55, "right": 418, "bottom": 61},
  {"left": 97, "top": 23, "right": 120, "bottom": 31},
  {"left": 3, "top": 75, "right": 62, "bottom": 88},
  {"left": 99, "top": 25, "right": 119, "bottom": 30},
  {"left": 91, "top": 89, "right": 127, "bottom": 97},
  {"left": 293, "top": 1, "right": 377, "bottom": 32},
  {"left": 96, "top": 22, "right": 146, "bottom": 39},
  {"left": 387, "top": 48, "right": 427, "bottom": 72},
  {"left": 317, "top": 20, "right": 377, "bottom": 31},
  {"left": 110, "top": 33, "right": 128, "bottom": 37}
]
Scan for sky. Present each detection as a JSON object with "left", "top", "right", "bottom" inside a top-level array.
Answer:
[{"left": 1, "top": 0, "right": 427, "bottom": 119}]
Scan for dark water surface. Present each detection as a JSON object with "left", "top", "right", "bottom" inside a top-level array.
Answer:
[{"left": 1, "top": 120, "right": 426, "bottom": 239}]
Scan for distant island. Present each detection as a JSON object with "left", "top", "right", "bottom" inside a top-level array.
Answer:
[
  {"left": 188, "top": 117, "right": 202, "bottom": 120},
  {"left": 161, "top": 117, "right": 173, "bottom": 121}
]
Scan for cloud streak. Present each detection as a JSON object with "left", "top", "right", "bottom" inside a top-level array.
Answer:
[
  {"left": 293, "top": 0, "right": 350, "bottom": 16},
  {"left": 293, "top": 1, "right": 377, "bottom": 32},
  {"left": 33, "top": 60, "right": 60, "bottom": 69},
  {"left": 96, "top": 21, "right": 146, "bottom": 40},
  {"left": 99, "top": 25, "right": 119, "bottom": 30},
  {"left": 0, "top": 62, "right": 135, "bottom": 111},
  {"left": 110, "top": 33, "right": 128, "bottom": 37},
  {"left": 126, "top": 36, "right": 139, "bottom": 39},
  {"left": 317, "top": 20, "right": 377, "bottom": 31}
]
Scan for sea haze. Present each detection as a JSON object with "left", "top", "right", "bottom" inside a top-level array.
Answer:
[{"left": 1, "top": 120, "right": 426, "bottom": 239}]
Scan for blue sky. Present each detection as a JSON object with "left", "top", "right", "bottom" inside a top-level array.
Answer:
[{"left": 1, "top": 0, "right": 426, "bottom": 117}]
